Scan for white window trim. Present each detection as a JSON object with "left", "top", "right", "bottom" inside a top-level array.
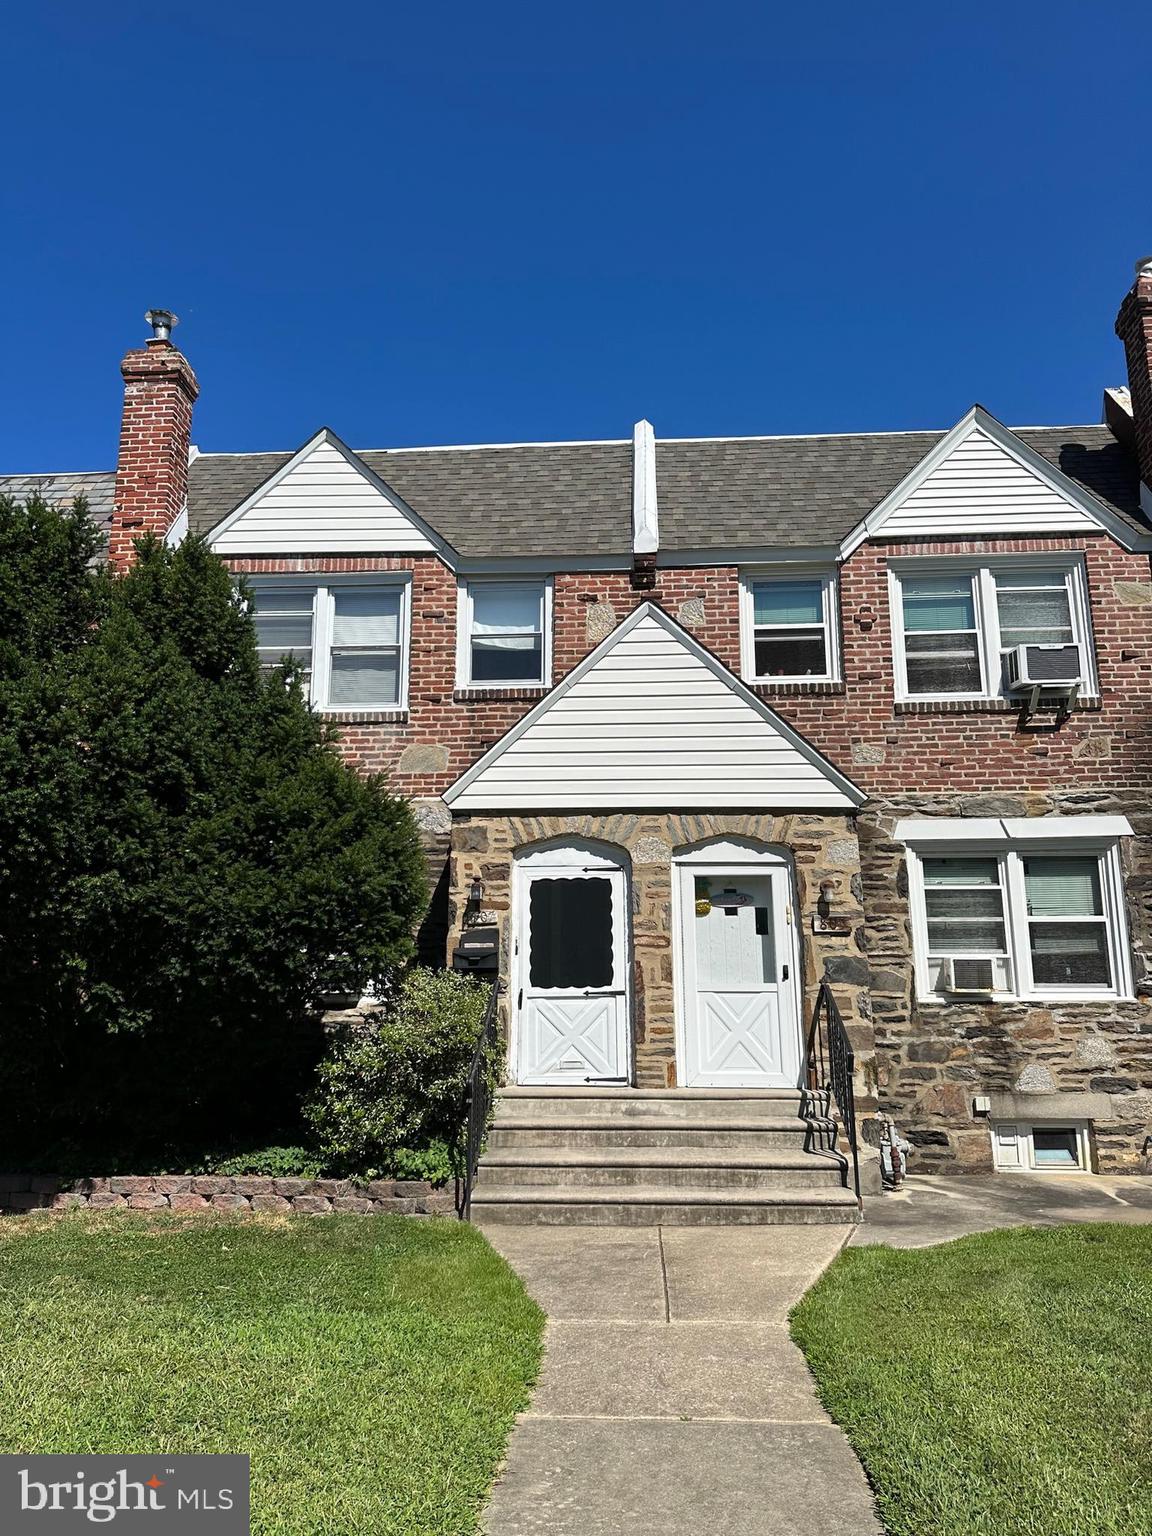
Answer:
[
  {"left": 456, "top": 577, "right": 553, "bottom": 690},
  {"left": 906, "top": 838, "right": 1133, "bottom": 1004},
  {"left": 248, "top": 573, "right": 412, "bottom": 713},
  {"left": 888, "top": 553, "right": 1098, "bottom": 703},
  {"left": 739, "top": 566, "right": 841, "bottom": 683},
  {"left": 991, "top": 1119, "right": 1091, "bottom": 1173}
]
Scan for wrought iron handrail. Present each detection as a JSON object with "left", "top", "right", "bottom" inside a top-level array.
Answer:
[
  {"left": 455, "top": 977, "right": 502, "bottom": 1220},
  {"left": 804, "top": 979, "right": 862, "bottom": 1207}
]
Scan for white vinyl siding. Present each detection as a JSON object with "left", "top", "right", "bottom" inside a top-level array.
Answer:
[
  {"left": 905, "top": 838, "right": 1131, "bottom": 1002},
  {"left": 879, "top": 425, "right": 1099, "bottom": 538},
  {"left": 739, "top": 570, "right": 839, "bottom": 683},
  {"left": 890, "top": 557, "right": 1095, "bottom": 701},
  {"left": 213, "top": 439, "right": 437, "bottom": 555},
  {"left": 249, "top": 576, "right": 410, "bottom": 711},
  {"left": 457, "top": 579, "right": 551, "bottom": 688},
  {"left": 447, "top": 607, "right": 862, "bottom": 811}
]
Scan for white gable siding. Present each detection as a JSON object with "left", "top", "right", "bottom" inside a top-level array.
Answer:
[
  {"left": 449, "top": 610, "right": 858, "bottom": 810},
  {"left": 879, "top": 426, "right": 1097, "bottom": 538},
  {"left": 211, "top": 440, "right": 436, "bottom": 555}
]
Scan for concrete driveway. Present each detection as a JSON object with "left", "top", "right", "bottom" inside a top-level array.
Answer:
[{"left": 852, "top": 1172, "right": 1152, "bottom": 1248}]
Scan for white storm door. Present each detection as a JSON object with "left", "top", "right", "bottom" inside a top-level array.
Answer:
[
  {"left": 679, "top": 869, "right": 800, "bottom": 1088},
  {"left": 516, "top": 866, "right": 630, "bottom": 1086}
]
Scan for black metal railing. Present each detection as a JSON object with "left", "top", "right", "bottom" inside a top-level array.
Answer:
[
  {"left": 803, "top": 979, "right": 862, "bottom": 1207},
  {"left": 455, "top": 977, "right": 502, "bottom": 1220}
]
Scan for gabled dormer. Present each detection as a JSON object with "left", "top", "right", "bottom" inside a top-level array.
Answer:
[{"left": 208, "top": 428, "right": 457, "bottom": 560}]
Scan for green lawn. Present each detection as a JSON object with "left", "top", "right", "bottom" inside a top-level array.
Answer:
[
  {"left": 0, "top": 1212, "right": 544, "bottom": 1536},
  {"left": 791, "top": 1224, "right": 1152, "bottom": 1536}
]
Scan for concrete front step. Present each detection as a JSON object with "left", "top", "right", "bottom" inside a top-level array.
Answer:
[
  {"left": 495, "top": 1087, "right": 804, "bottom": 1123},
  {"left": 476, "top": 1146, "right": 847, "bottom": 1191},
  {"left": 489, "top": 1118, "right": 811, "bottom": 1150},
  {"left": 470, "top": 1184, "right": 861, "bottom": 1227}
]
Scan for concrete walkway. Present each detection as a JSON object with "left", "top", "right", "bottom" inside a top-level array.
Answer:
[
  {"left": 852, "top": 1172, "right": 1152, "bottom": 1248},
  {"left": 481, "top": 1226, "right": 881, "bottom": 1536}
]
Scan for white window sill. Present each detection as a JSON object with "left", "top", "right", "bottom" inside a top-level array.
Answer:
[
  {"left": 920, "top": 992, "right": 1131, "bottom": 1006},
  {"left": 315, "top": 707, "right": 409, "bottom": 723}
]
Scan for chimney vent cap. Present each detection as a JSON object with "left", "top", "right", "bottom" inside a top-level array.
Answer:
[
  {"left": 145, "top": 308, "right": 179, "bottom": 341},
  {"left": 1135, "top": 256, "right": 1152, "bottom": 278}
]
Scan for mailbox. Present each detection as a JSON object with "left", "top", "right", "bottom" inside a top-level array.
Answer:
[{"left": 452, "top": 925, "right": 499, "bottom": 976}]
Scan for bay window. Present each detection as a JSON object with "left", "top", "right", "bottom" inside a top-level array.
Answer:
[
  {"left": 248, "top": 577, "right": 409, "bottom": 710},
  {"left": 458, "top": 580, "right": 550, "bottom": 688},
  {"left": 890, "top": 558, "right": 1093, "bottom": 700}
]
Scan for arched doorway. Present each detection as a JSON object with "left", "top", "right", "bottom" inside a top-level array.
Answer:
[
  {"left": 673, "top": 837, "right": 803, "bottom": 1088},
  {"left": 511, "top": 839, "right": 632, "bottom": 1085}
]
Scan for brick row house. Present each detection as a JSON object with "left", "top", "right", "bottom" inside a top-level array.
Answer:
[{"left": 6, "top": 264, "right": 1152, "bottom": 1209}]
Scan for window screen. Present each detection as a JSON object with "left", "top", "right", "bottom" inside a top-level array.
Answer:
[
  {"left": 470, "top": 583, "right": 544, "bottom": 683},
  {"left": 1024, "top": 856, "right": 1111, "bottom": 987},
  {"left": 751, "top": 579, "right": 829, "bottom": 678},
  {"left": 251, "top": 586, "right": 316, "bottom": 679},
  {"left": 922, "top": 857, "right": 1007, "bottom": 954},
  {"left": 529, "top": 878, "right": 613, "bottom": 989},
  {"left": 328, "top": 587, "right": 402, "bottom": 706},
  {"left": 901, "top": 575, "right": 982, "bottom": 695}
]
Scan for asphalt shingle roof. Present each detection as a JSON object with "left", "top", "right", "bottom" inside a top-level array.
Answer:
[
  {"left": 4, "top": 424, "right": 1144, "bottom": 559},
  {"left": 185, "top": 424, "right": 1146, "bottom": 555},
  {"left": 0, "top": 470, "right": 116, "bottom": 540}
]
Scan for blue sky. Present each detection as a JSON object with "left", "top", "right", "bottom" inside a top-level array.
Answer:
[{"left": 0, "top": 1, "right": 1146, "bottom": 470}]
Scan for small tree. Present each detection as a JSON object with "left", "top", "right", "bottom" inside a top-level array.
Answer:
[{"left": 0, "top": 500, "right": 427, "bottom": 1161}]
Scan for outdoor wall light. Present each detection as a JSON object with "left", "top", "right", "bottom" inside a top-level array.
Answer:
[
  {"left": 469, "top": 877, "right": 484, "bottom": 906},
  {"left": 812, "top": 879, "right": 852, "bottom": 935}
]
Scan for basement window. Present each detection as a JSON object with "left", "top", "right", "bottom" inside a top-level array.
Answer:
[{"left": 991, "top": 1121, "right": 1090, "bottom": 1173}]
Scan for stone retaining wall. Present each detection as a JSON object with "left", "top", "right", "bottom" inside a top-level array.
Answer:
[{"left": 0, "top": 1175, "right": 454, "bottom": 1216}]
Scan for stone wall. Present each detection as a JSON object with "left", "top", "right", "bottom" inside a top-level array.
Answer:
[
  {"left": 0, "top": 1175, "right": 454, "bottom": 1216},
  {"left": 861, "top": 789, "right": 1152, "bottom": 1173},
  {"left": 448, "top": 811, "right": 874, "bottom": 1095}
]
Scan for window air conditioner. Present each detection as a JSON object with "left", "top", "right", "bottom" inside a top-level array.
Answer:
[
  {"left": 939, "top": 957, "right": 996, "bottom": 995},
  {"left": 1003, "top": 644, "right": 1082, "bottom": 691}
]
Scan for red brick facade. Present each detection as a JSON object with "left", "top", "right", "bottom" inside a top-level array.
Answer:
[
  {"left": 1115, "top": 260, "right": 1152, "bottom": 495},
  {"left": 109, "top": 338, "right": 199, "bottom": 568},
  {"left": 223, "top": 536, "right": 1151, "bottom": 804}
]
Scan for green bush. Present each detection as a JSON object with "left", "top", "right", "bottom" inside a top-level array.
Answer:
[
  {"left": 0, "top": 502, "right": 428, "bottom": 1158},
  {"left": 307, "top": 968, "right": 492, "bottom": 1177},
  {"left": 212, "top": 1146, "right": 324, "bottom": 1178},
  {"left": 389, "top": 1140, "right": 456, "bottom": 1187}
]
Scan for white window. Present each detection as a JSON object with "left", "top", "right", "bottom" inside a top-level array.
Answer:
[
  {"left": 740, "top": 570, "right": 839, "bottom": 682},
  {"left": 991, "top": 1121, "right": 1090, "bottom": 1173},
  {"left": 248, "top": 577, "right": 409, "bottom": 711},
  {"left": 890, "top": 558, "right": 1094, "bottom": 701},
  {"left": 907, "top": 838, "right": 1131, "bottom": 1002},
  {"left": 457, "top": 580, "right": 550, "bottom": 688}
]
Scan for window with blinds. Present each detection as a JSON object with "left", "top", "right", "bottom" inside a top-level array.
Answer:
[
  {"left": 246, "top": 578, "right": 408, "bottom": 711},
  {"left": 892, "top": 561, "right": 1091, "bottom": 700},
  {"left": 741, "top": 570, "right": 839, "bottom": 683},
  {"left": 462, "top": 581, "right": 548, "bottom": 686},
  {"left": 908, "top": 840, "right": 1127, "bottom": 1000}
]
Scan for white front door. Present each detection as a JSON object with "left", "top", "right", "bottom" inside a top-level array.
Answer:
[
  {"left": 514, "top": 851, "right": 630, "bottom": 1085},
  {"left": 677, "top": 865, "right": 801, "bottom": 1088}
]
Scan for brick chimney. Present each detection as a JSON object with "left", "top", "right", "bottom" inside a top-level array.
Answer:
[
  {"left": 108, "top": 310, "right": 199, "bottom": 568},
  {"left": 1114, "top": 257, "right": 1152, "bottom": 512}
]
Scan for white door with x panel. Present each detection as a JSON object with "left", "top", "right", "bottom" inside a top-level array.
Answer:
[
  {"left": 677, "top": 866, "right": 800, "bottom": 1088},
  {"left": 513, "top": 850, "right": 630, "bottom": 1085}
]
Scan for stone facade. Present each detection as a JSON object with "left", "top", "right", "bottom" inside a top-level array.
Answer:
[
  {"left": 447, "top": 811, "right": 875, "bottom": 1095},
  {"left": 861, "top": 788, "right": 1152, "bottom": 1173},
  {"left": 0, "top": 1174, "right": 454, "bottom": 1216}
]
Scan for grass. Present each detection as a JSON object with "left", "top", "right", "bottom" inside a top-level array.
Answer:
[
  {"left": 791, "top": 1224, "right": 1152, "bottom": 1536},
  {"left": 0, "top": 1211, "right": 544, "bottom": 1536}
]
